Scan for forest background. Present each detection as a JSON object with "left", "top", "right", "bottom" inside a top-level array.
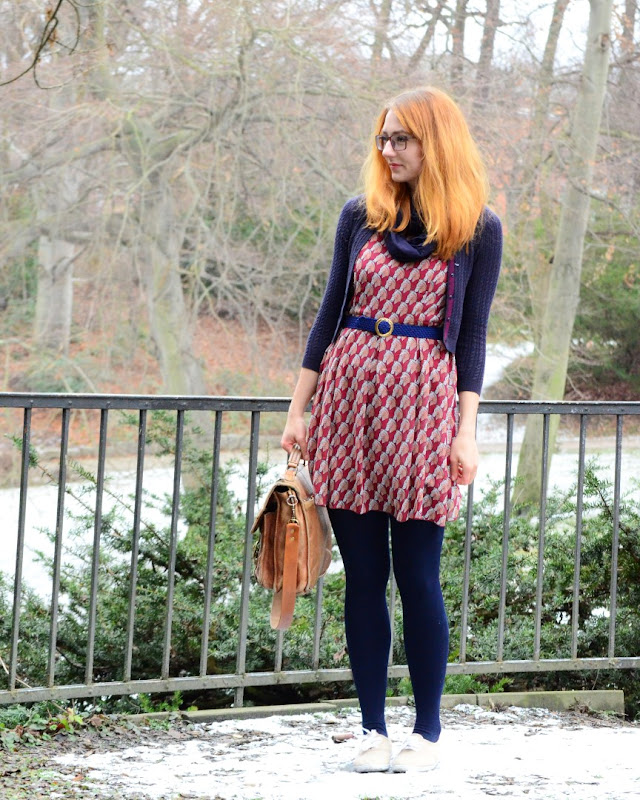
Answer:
[
  {"left": 0, "top": 0, "right": 638, "bottom": 398},
  {"left": 0, "top": 0, "right": 638, "bottom": 501},
  {"left": 0, "top": 0, "right": 639, "bottom": 721}
]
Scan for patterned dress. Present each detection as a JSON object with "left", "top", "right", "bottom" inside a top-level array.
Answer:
[{"left": 307, "top": 233, "right": 461, "bottom": 525}]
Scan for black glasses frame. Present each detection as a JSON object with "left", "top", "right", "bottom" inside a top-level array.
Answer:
[{"left": 375, "top": 134, "right": 415, "bottom": 151}]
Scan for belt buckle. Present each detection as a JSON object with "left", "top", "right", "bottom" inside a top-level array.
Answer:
[{"left": 374, "top": 317, "right": 394, "bottom": 338}]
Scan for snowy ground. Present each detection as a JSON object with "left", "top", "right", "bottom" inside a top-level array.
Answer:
[{"left": 51, "top": 704, "right": 640, "bottom": 800}]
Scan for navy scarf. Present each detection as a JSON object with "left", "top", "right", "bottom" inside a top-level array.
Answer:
[{"left": 384, "top": 205, "right": 438, "bottom": 262}]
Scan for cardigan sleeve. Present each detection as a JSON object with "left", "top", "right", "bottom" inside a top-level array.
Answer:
[
  {"left": 454, "top": 209, "right": 503, "bottom": 394},
  {"left": 302, "top": 198, "right": 360, "bottom": 372}
]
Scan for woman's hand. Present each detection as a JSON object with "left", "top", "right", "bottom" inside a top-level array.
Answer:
[
  {"left": 450, "top": 429, "right": 479, "bottom": 486},
  {"left": 281, "top": 414, "right": 309, "bottom": 460},
  {"left": 280, "top": 367, "right": 319, "bottom": 461},
  {"left": 451, "top": 390, "right": 480, "bottom": 485}
]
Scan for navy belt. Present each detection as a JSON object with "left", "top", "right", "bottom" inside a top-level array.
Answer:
[{"left": 344, "top": 315, "right": 443, "bottom": 340}]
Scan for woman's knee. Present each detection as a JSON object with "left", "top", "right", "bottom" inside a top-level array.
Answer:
[
  {"left": 330, "top": 508, "right": 392, "bottom": 591},
  {"left": 390, "top": 518, "right": 445, "bottom": 604}
]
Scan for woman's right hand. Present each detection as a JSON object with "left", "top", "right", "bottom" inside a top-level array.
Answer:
[{"left": 281, "top": 414, "right": 309, "bottom": 460}]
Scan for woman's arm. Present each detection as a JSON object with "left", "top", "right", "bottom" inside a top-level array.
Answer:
[
  {"left": 282, "top": 200, "right": 363, "bottom": 457},
  {"left": 280, "top": 367, "right": 319, "bottom": 460},
  {"left": 302, "top": 197, "right": 364, "bottom": 372},
  {"left": 450, "top": 390, "right": 480, "bottom": 485},
  {"left": 455, "top": 210, "right": 503, "bottom": 394}
]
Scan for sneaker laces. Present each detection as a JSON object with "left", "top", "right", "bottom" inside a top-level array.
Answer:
[
  {"left": 400, "top": 733, "right": 425, "bottom": 752},
  {"left": 357, "top": 729, "right": 385, "bottom": 753}
]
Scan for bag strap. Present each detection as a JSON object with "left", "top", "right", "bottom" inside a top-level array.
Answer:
[
  {"left": 270, "top": 521, "right": 300, "bottom": 630},
  {"left": 284, "top": 444, "right": 303, "bottom": 480}
]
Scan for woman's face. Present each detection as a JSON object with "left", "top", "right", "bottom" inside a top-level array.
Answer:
[{"left": 380, "top": 109, "right": 423, "bottom": 191}]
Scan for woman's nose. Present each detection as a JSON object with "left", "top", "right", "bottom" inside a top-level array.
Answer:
[{"left": 382, "top": 139, "right": 395, "bottom": 157}]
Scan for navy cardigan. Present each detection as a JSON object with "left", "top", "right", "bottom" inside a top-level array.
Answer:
[{"left": 302, "top": 196, "right": 503, "bottom": 394}]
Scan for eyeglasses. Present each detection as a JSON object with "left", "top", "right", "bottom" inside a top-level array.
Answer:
[{"left": 375, "top": 134, "right": 415, "bottom": 151}]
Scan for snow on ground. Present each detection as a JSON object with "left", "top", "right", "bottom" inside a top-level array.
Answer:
[{"left": 53, "top": 704, "right": 640, "bottom": 800}]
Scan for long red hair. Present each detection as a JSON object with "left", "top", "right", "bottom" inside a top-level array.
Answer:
[{"left": 362, "top": 87, "right": 488, "bottom": 261}]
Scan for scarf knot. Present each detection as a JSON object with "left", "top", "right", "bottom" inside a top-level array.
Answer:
[{"left": 383, "top": 205, "right": 437, "bottom": 262}]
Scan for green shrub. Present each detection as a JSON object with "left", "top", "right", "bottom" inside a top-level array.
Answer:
[
  {"left": 441, "top": 463, "right": 640, "bottom": 717},
  {"left": 1, "top": 414, "right": 638, "bottom": 718}
]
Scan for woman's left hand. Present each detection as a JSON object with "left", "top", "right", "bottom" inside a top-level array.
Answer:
[{"left": 450, "top": 430, "right": 478, "bottom": 486}]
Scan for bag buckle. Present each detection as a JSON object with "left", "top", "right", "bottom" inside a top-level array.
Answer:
[{"left": 287, "top": 489, "right": 298, "bottom": 523}]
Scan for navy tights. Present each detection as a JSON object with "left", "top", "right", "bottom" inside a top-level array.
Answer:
[{"left": 329, "top": 508, "right": 449, "bottom": 743}]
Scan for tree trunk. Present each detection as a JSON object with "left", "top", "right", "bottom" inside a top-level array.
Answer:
[
  {"left": 621, "top": 0, "right": 637, "bottom": 47},
  {"left": 407, "top": 1, "right": 447, "bottom": 73},
  {"left": 34, "top": 232, "right": 75, "bottom": 355},
  {"left": 32, "top": 0, "right": 107, "bottom": 356},
  {"left": 138, "top": 174, "right": 207, "bottom": 396},
  {"left": 617, "top": 0, "right": 639, "bottom": 200},
  {"left": 510, "top": 0, "right": 571, "bottom": 351},
  {"left": 371, "top": 0, "right": 393, "bottom": 67},
  {"left": 473, "top": 0, "right": 500, "bottom": 111},
  {"left": 513, "top": 0, "right": 614, "bottom": 509},
  {"left": 33, "top": 104, "right": 78, "bottom": 355},
  {"left": 451, "top": 0, "right": 469, "bottom": 88}
]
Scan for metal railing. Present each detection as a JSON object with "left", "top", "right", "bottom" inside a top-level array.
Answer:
[{"left": 0, "top": 393, "right": 639, "bottom": 707}]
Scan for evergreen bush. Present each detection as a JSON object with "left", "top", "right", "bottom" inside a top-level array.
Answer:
[{"left": 0, "top": 416, "right": 638, "bottom": 718}]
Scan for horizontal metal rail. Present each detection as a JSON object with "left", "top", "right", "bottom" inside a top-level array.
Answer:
[
  {"left": 0, "top": 392, "right": 639, "bottom": 413},
  {"left": 0, "top": 393, "right": 638, "bottom": 707},
  {"left": 2, "top": 658, "right": 640, "bottom": 707}
]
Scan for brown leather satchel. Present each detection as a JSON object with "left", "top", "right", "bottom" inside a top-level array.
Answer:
[{"left": 251, "top": 446, "right": 332, "bottom": 630}]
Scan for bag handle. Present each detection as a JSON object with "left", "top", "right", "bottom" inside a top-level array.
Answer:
[
  {"left": 269, "top": 521, "right": 299, "bottom": 630},
  {"left": 285, "top": 443, "right": 304, "bottom": 479}
]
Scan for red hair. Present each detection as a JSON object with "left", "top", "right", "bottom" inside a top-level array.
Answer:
[{"left": 362, "top": 87, "right": 488, "bottom": 261}]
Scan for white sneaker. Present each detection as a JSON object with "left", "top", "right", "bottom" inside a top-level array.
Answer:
[
  {"left": 390, "top": 733, "right": 439, "bottom": 772},
  {"left": 352, "top": 729, "right": 392, "bottom": 773}
]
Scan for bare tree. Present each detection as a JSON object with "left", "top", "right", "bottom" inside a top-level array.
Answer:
[
  {"left": 371, "top": 0, "right": 394, "bottom": 66},
  {"left": 450, "top": 0, "right": 470, "bottom": 86},
  {"left": 514, "top": 0, "right": 615, "bottom": 507},
  {"left": 1, "top": 0, "right": 636, "bottom": 414},
  {"left": 407, "top": 1, "right": 450, "bottom": 73},
  {"left": 473, "top": 0, "right": 501, "bottom": 110},
  {"left": 2, "top": 1, "right": 375, "bottom": 392},
  {"left": 508, "top": 0, "right": 572, "bottom": 349}
]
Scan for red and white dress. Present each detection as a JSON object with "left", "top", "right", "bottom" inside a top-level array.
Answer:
[{"left": 307, "top": 232, "right": 461, "bottom": 525}]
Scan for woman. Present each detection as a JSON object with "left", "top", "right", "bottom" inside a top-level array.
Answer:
[{"left": 281, "top": 87, "right": 502, "bottom": 773}]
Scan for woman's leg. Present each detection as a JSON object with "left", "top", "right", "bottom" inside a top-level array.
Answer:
[
  {"left": 329, "top": 508, "right": 391, "bottom": 736},
  {"left": 390, "top": 518, "right": 448, "bottom": 742}
]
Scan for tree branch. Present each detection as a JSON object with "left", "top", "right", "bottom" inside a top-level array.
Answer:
[{"left": 0, "top": 1, "right": 81, "bottom": 88}]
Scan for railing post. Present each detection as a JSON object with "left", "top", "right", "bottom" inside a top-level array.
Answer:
[
  {"left": 48, "top": 407, "right": 70, "bottom": 687},
  {"left": 200, "top": 409, "right": 223, "bottom": 678},
  {"left": 608, "top": 415, "right": 623, "bottom": 658},
  {"left": 497, "top": 413, "right": 514, "bottom": 662},
  {"left": 459, "top": 480, "right": 474, "bottom": 663},
  {"left": 162, "top": 409, "right": 184, "bottom": 680},
  {"left": 388, "top": 569, "right": 397, "bottom": 666},
  {"left": 9, "top": 408, "right": 32, "bottom": 691},
  {"left": 534, "top": 413, "right": 550, "bottom": 661},
  {"left": 86, "top": 408, "right": 109, "bottom": 685},
  {"left": 124, "top": 409, "right": 147, "bottom": 682},
  {"left": 312, "top": 578, "right": 324, "bottom": 671},
  {"left": 571, "top": 414, "right": 587, "bottom": 659},
  {"left": 235, "top": 410, "right": 261, "bottom": 707}
]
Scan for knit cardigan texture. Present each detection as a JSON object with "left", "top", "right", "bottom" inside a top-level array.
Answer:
[{"left": 302, "top": 196, "right": 503, "bottom": 394}]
